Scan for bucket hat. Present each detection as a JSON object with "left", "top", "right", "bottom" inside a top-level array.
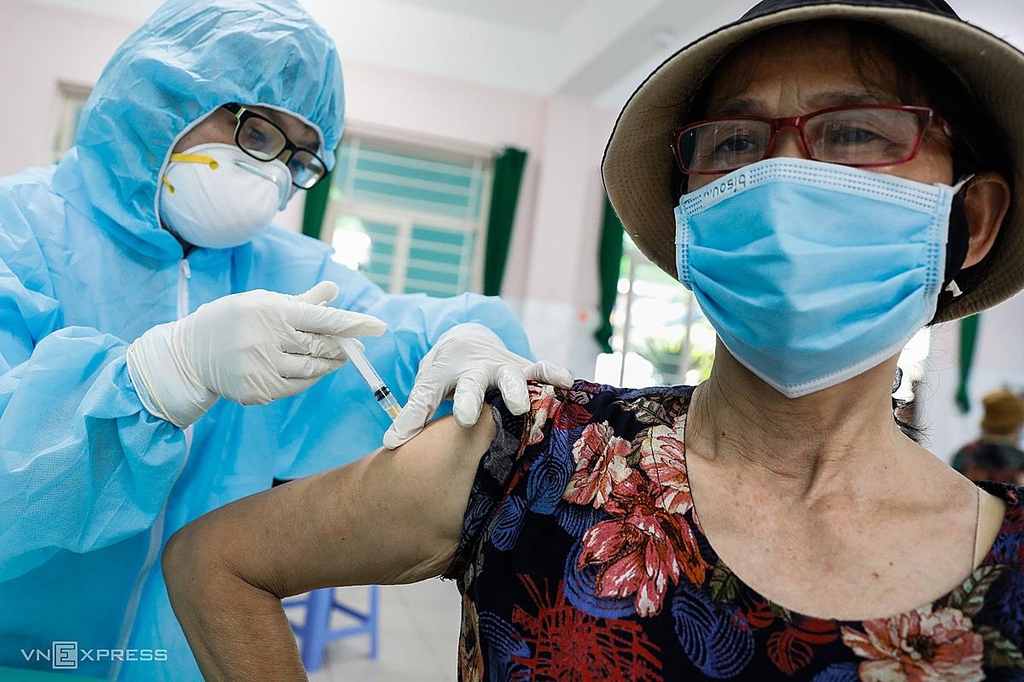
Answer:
[{"left": 602, "top": 0, "right": 1024, "bottom": 323}]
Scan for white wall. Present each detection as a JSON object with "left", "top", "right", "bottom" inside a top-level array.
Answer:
[{"left": 1, "top": 0, "right": 616, "bottom": 377}]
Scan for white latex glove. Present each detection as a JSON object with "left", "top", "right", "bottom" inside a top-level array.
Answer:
[
  {"left": 126, "top": 281, "right": 386, "bottom": 427},
  {"left": 382, "top": 322, "right": 573, "bottom": 449}
]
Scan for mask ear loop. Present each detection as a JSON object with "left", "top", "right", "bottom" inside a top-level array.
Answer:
[
  {"left": 944, "top": 174, "right": 976, "bottom": 298},
  {"left": 952, "top": 174, "right": 976, "bottom": 193}
]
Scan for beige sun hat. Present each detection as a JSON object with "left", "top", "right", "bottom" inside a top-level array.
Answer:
[{"left": 602, "top": 0, "right": 1024, "bottom": 323}]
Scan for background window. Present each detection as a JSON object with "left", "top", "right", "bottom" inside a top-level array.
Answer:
[
  {"left": 321, "top": 135, "right": 492, "bottom": 297},
  {"left": 51, "top": 82, "right": 91, "bottom": 162},
  {"left": 594, "top": 235, "right": 716, "bottom": 388}
]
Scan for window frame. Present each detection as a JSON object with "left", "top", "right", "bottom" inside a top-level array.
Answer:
[
  {"left": 51, "top": 81, "right": 92, "bottom": 163},
  {"left": 320, "top": 130, "right": 494, "bottom": 297}
]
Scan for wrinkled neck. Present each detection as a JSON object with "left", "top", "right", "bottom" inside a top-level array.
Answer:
[{"left": 687, "top": 340, "right": 907, "bottom": 501}]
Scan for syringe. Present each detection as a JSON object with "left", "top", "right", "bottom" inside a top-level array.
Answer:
[{"left": 338, "top": 337, "right": 402, "bottom": 420}]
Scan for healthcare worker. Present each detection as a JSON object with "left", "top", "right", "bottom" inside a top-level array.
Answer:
[{"left": 0, "top": 0, "right": 569, "bottom": 679}]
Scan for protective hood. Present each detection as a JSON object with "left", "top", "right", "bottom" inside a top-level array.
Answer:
[{"left": 52, "top": 0, "right": 345, "bottom": 260}]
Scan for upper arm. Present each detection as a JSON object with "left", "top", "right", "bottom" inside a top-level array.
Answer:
[{"left": 164, "top": 412, "right": 495, "bottom": 598}]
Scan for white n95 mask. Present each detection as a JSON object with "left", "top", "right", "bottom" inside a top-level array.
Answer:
[{"left": 159, "top": 142, "right": 293, "bottom": 249}]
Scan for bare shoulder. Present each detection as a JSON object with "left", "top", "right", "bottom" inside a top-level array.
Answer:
[
  {"left": 388, "top": 410, "right": 497, "bottom": 471},
  {"left": 363, "top": 411, "right": 497, "bottom": 546},
  {"left": 163, "top": 410, "right": 500, "bottom": 597}
]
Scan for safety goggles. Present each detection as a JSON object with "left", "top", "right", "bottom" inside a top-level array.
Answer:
[{"left": 222, "top": 103, "right": 327, "bottom": 189}]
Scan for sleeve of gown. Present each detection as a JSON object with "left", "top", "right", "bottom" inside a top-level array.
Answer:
[
  {"left": 275, "top": 257, "right": 535, "bottom": 478},
  {"left": 0, "top": 247, "right": 186, "bottom": 582}
]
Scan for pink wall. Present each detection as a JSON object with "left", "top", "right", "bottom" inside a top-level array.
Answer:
[
  {"left": 339, "top": 61, "right": 617, "bottom": 331},
  {"left": 1, "top": 2, "right": 137, "bottom": 176},
  {"left": 0, "top": 0, "right": 617, "bottom": 374}
]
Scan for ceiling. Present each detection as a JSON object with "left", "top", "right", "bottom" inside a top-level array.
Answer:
[
  {"left": 15, "top": 0, "right": 1024, "bottom": 111},
  {"left": 383, "top": 0, "right": 596, "bottom": 32}
]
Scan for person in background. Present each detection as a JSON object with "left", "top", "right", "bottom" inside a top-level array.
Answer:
[
  {"left": 952, "top": 388, "right": 1024, "bottom": 484},
  {"left": 0, "top": 0, "right": 570, "bottom": 679},
  {"left": 162, "top": 0, "right": 1024, "bottom": 679}
]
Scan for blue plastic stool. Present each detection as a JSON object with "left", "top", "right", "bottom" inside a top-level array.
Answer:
[{"left": 286, "top": 585, "right": 380, "bottom": 672}]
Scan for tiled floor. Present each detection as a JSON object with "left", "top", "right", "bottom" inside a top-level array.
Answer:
[{"left": 292, "top": 580, "right": 462, "bottom": 682}]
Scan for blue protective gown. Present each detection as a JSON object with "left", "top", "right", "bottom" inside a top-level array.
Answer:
[{"left": 0, "top": 1, "right": 531, "bottom": 679}]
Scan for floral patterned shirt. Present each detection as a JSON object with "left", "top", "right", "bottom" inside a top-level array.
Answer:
[{"left": 445, "top": 381, "right": 1024, "bottom": 681}]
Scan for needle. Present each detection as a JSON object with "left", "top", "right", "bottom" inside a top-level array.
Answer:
[{"left": 337, "top": 337, "right": 402, "bottom": 420}]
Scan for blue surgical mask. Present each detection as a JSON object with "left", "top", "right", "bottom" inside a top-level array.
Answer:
[{"left": 675, "top": 157, "right": 969, "bottom": 398}]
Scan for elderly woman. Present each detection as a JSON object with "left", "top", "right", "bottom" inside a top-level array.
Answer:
[{"left": 162, "top": 0, "right": 1024, "bottom": 679}]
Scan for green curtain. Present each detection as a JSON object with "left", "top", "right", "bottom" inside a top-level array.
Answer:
[
  {"left": 301, "top": 165, "right": 335, "bottom": 240},
  {"left": 483, "top": 147, "right": 528, "bottom": 296},
  {"left": 594, "top": 194, "right": 625, "bottom": 354},
  {"left": 955, "top": 314, "right": 981, "bottom": 413}
]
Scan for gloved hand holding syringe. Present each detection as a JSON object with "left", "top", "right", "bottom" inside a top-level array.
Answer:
[{"left": 338, "top": 337, "right": 402, "bottom": 420}]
